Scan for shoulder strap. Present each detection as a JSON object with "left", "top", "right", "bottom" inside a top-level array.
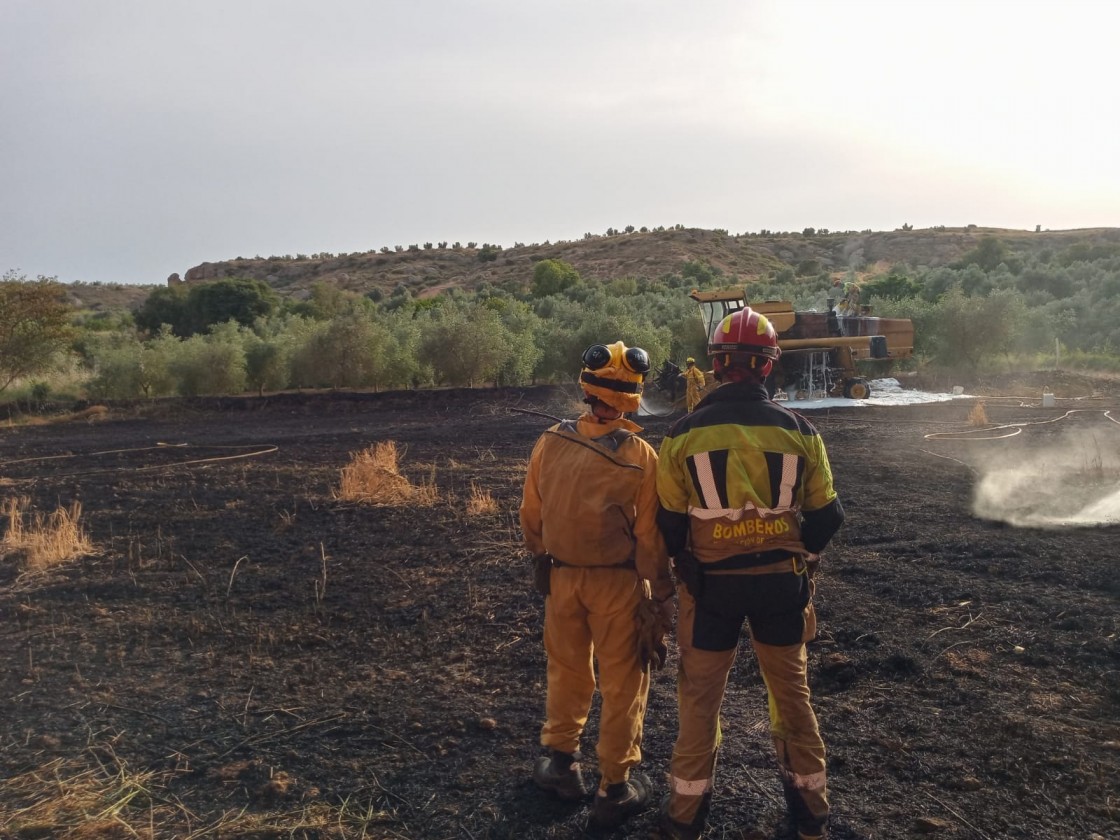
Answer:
[
  {"left": 545, "top": 426, "right": 643, "bottom": 470},
  {"left": 599, "top": 428, "right": 635, "bottom": 452}
]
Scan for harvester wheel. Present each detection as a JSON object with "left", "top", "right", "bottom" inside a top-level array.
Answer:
[{"left": 843, "top": 378, "right": 871, "bottom": 400}]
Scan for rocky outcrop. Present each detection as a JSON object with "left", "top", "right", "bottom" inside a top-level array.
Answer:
[{"left": 184, "top": 262, "right": 220, "bottom": 282}]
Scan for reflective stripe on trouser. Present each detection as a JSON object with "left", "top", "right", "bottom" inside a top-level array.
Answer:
[
  {"left": 541, "top": 566, "right": 649, "bottom": 787},
  {"left": 668, "top": 577, "right": 828, "bottom": 828},
  {"left": 757, "top": 633, "right": 828, "bottom": 834}
]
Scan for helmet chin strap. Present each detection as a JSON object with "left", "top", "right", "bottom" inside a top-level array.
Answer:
[
  {"left": 713, "top": 353, "right": 771, "bottom": 384},
  {"left": 583, "top": 394, "right": 624, "bottom": 421}
]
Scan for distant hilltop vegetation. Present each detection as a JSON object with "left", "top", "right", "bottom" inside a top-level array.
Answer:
[{"left": 67, "top": 224, "right": 1120, "bottom": 311}]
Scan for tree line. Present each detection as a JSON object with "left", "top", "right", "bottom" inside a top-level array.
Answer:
[{"left": 3, "top": 234, "right": 1119, "bottom": 404}]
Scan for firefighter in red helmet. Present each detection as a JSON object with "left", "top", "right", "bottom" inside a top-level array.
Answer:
[
  {"left": 520, "top": 341, "right": 674, "bottom": 829},
  {"left": 655, "top": 308, "right": 845, "bottom": 840}
]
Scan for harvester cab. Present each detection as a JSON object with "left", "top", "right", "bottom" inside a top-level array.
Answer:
[{"left": 689, "top": 288, "right": 914, "bottom": 401}]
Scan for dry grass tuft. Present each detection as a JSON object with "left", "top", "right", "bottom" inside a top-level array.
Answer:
[
  {"left": 3, "top": 405, "right": 110, "bottom": 428},
  {"left": 466, "top": 481, "right": 499, "bottom": 516},
  {"left": 336, "top": 441, "right": 440, "bottom": 506},
  {"left": 2, "top": 755, "right": 160, "bottom": 839},
  {"left": 2, "top": 496, "right": 94, "bottom": 572},
  {"left": 968, "top": 400, "right": 989, "bottom": 427},
  {"left": 71, "top": 405, "right": 110, "bottom": 422},
  {"left": 1, "top": 754, "right": 391, "bottom": 838},
  {"left": 413, "top": 464, "right": 441, "bottom": 506}
]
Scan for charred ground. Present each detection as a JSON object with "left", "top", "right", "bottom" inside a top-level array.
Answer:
[{"left": 0, "top": 381, "right": 1118, "bottom": 840}]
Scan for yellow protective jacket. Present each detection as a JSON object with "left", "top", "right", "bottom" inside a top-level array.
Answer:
[
  {"left": 656, "top": 382, "right": 844, "bottom": 567},
  {"left": 521, "top": 414, "right": 673, "bottom": 600},
  {"left": 684, "top": 365, "right": 706, "bottom": 394}
]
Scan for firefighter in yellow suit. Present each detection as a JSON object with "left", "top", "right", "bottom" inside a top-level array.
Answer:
[
  {"left": 832, "top": 277, "right": 861, "bottom": 316},
  {"left": 520, "top": 341, "right": 674, "bottom": 830},
  {"left": 683, "top": 358, "right": 706, "bottom": 413},
  {"left": 656, "top": 309, "right": 845, "bottom": 840}
]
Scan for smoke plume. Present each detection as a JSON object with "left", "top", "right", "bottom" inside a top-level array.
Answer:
[{"left": 972, "top": 429, "right": 1120, "bottom": 528}]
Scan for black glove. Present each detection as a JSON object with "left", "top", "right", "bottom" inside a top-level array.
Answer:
[
  {"left": 672, "top": 550, "right": 703, "bottom": 599},
  {"left": 532, "top": 554, "right": 553, "bottom": 597}
]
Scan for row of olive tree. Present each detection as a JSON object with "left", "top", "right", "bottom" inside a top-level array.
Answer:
[
  {"left": 87, "top": 262, "right": 708, "bottom": 399},
  {"left": 77, "top": 276, "right": 1120, "bottom": 401},
  {"left": 861, "top": 236, "right": 1120, "bottom": 359},
  {"left": 10, "top": 235, "right": 1120, "bottom": 403},
  {"left": 86, "top": 303, "right": 481, "bottom": 398}
]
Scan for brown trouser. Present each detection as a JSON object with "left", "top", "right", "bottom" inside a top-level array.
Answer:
[
  {"left": 542, "top": 566, "right": 648, "bottom": 788},
  {"left": 667, "top": 569, "right": 828, "bottom": 835}
]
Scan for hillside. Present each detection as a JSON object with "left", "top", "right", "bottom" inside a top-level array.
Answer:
[{"left": 64, "top": 225, "right": 1120, "bottom": 312}]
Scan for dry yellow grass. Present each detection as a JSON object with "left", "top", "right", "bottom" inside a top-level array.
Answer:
[
  {"left": 466, "top": 481, "right": 498, "bottom": 516},
  {"left": 1, "top": 496, "right": 94, "bottom": 572},
  {"left": 1, "top": 754, "right": 390, "bottom": 839},
  {"left": 2, "top": 405, "right": 110, "bottom": 428},
  {"left": 413, "top": 464, "right": 441, "bottom": 506},
  {"left": 968, "top": 400, "right": 989, "bottom": 427},
  {"left": 71, "top": 405, "right": 110, "bottom": 422},
  {"left": 335, "top": 441, "right": 440, "bottom": 506},
  {"left": 1, "top": 756, "right": 159, "bottom": 839}
]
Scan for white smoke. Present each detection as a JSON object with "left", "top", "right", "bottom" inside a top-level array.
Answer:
[
  {"left": 972, "top": 430, "right": 1120, "bottom": 528},
  {"left": 637, "top": 391, "right": 679, "bottom": 418}
]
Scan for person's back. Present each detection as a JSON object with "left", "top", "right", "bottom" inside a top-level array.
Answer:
[
  {"left": 520, "top": 341, "right": 673, "bottom": 830},
  {"left": 659, "top": 381, "right": 837, "bottom": 563},
  {"left": 656, "top": 308, "right": 843, "bottom": 840},
  {"left": 526, "top": 415, "right": 653, "bottom": 568}
]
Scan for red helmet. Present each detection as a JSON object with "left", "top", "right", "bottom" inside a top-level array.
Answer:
[{"left": 708, "top": 307, "right": 780, "bottom": 379}]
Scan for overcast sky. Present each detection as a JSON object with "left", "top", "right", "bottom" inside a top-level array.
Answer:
[{"left": 3, "top": 0, "right": 1118, "bottom": 286}]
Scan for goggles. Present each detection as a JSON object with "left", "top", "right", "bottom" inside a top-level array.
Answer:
[{"left": 581, "top": 344, "right": 650, "bottom": 375}]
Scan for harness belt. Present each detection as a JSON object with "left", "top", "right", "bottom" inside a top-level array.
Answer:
[
  {"left": 704, "top": 549, "right": 794, "bottom": 571},
  {"left": 550, "top": 556, "right": 636, "bottom": 570}
]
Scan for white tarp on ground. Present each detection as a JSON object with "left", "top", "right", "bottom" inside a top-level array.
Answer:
[
  {"left": 637, "top": 378, "right": 973, "bottom": 416},
  {"left": 776, "top": 378, "right": 973, "bottom": 409}
]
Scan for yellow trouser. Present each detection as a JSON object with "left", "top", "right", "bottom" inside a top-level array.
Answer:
[
  {"left": 667, "top": 581, "right": 828, "bottom": 830},
  {"left": 542, "top": 566, "right": 648, "bottom": 787},
  {"left": 686, "top": 385, "right": 702, "bottom": 413}
]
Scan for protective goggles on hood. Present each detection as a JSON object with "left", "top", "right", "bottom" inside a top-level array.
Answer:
[{"left": 581, "top": 343, "right": 650, "bottom": 375}]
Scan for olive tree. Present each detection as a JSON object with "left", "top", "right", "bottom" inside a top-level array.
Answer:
[
  {"left": 169, "top": 327, "right": 248, "bottom": 396},
  {"left": 418, "top": 300, "right": 510, "bottom": 387},
  {"left": 531, "top": 259, "right": 581, "bottom": 297},
  {"left": 0, "top": 272, "right": 74, "bottom": 393}
]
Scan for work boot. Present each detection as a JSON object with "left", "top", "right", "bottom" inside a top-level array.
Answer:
[
  {"left": 588, "top": 771, "right": 652, "bottom": 828},
  {"left": 532, "top": 749, "right": 589, "bottom": 801},
  {"left": 791, "top": 812, "right": 828, "bottom": 840},
  {"left": 657, "top": 792, "right": 709, "bottom": 840},
  {"left": 789, "top": 811, "right": 828, "bottom": 839},
  {"left": 781, "top": 780, "right": 828, "bottom": 840}
]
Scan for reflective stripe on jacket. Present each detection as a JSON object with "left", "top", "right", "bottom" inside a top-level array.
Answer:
[{"left": 656, "top": 382, "right": 843, "bottom": 564}]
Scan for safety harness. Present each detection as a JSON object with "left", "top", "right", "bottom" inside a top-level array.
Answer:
[{"left": 541, "top": 420, "right": 639, "bottom": 570}]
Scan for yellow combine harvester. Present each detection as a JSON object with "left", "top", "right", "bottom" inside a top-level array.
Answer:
[{"left": 688, "top": 288, "right": 914, "bottom": 401}]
